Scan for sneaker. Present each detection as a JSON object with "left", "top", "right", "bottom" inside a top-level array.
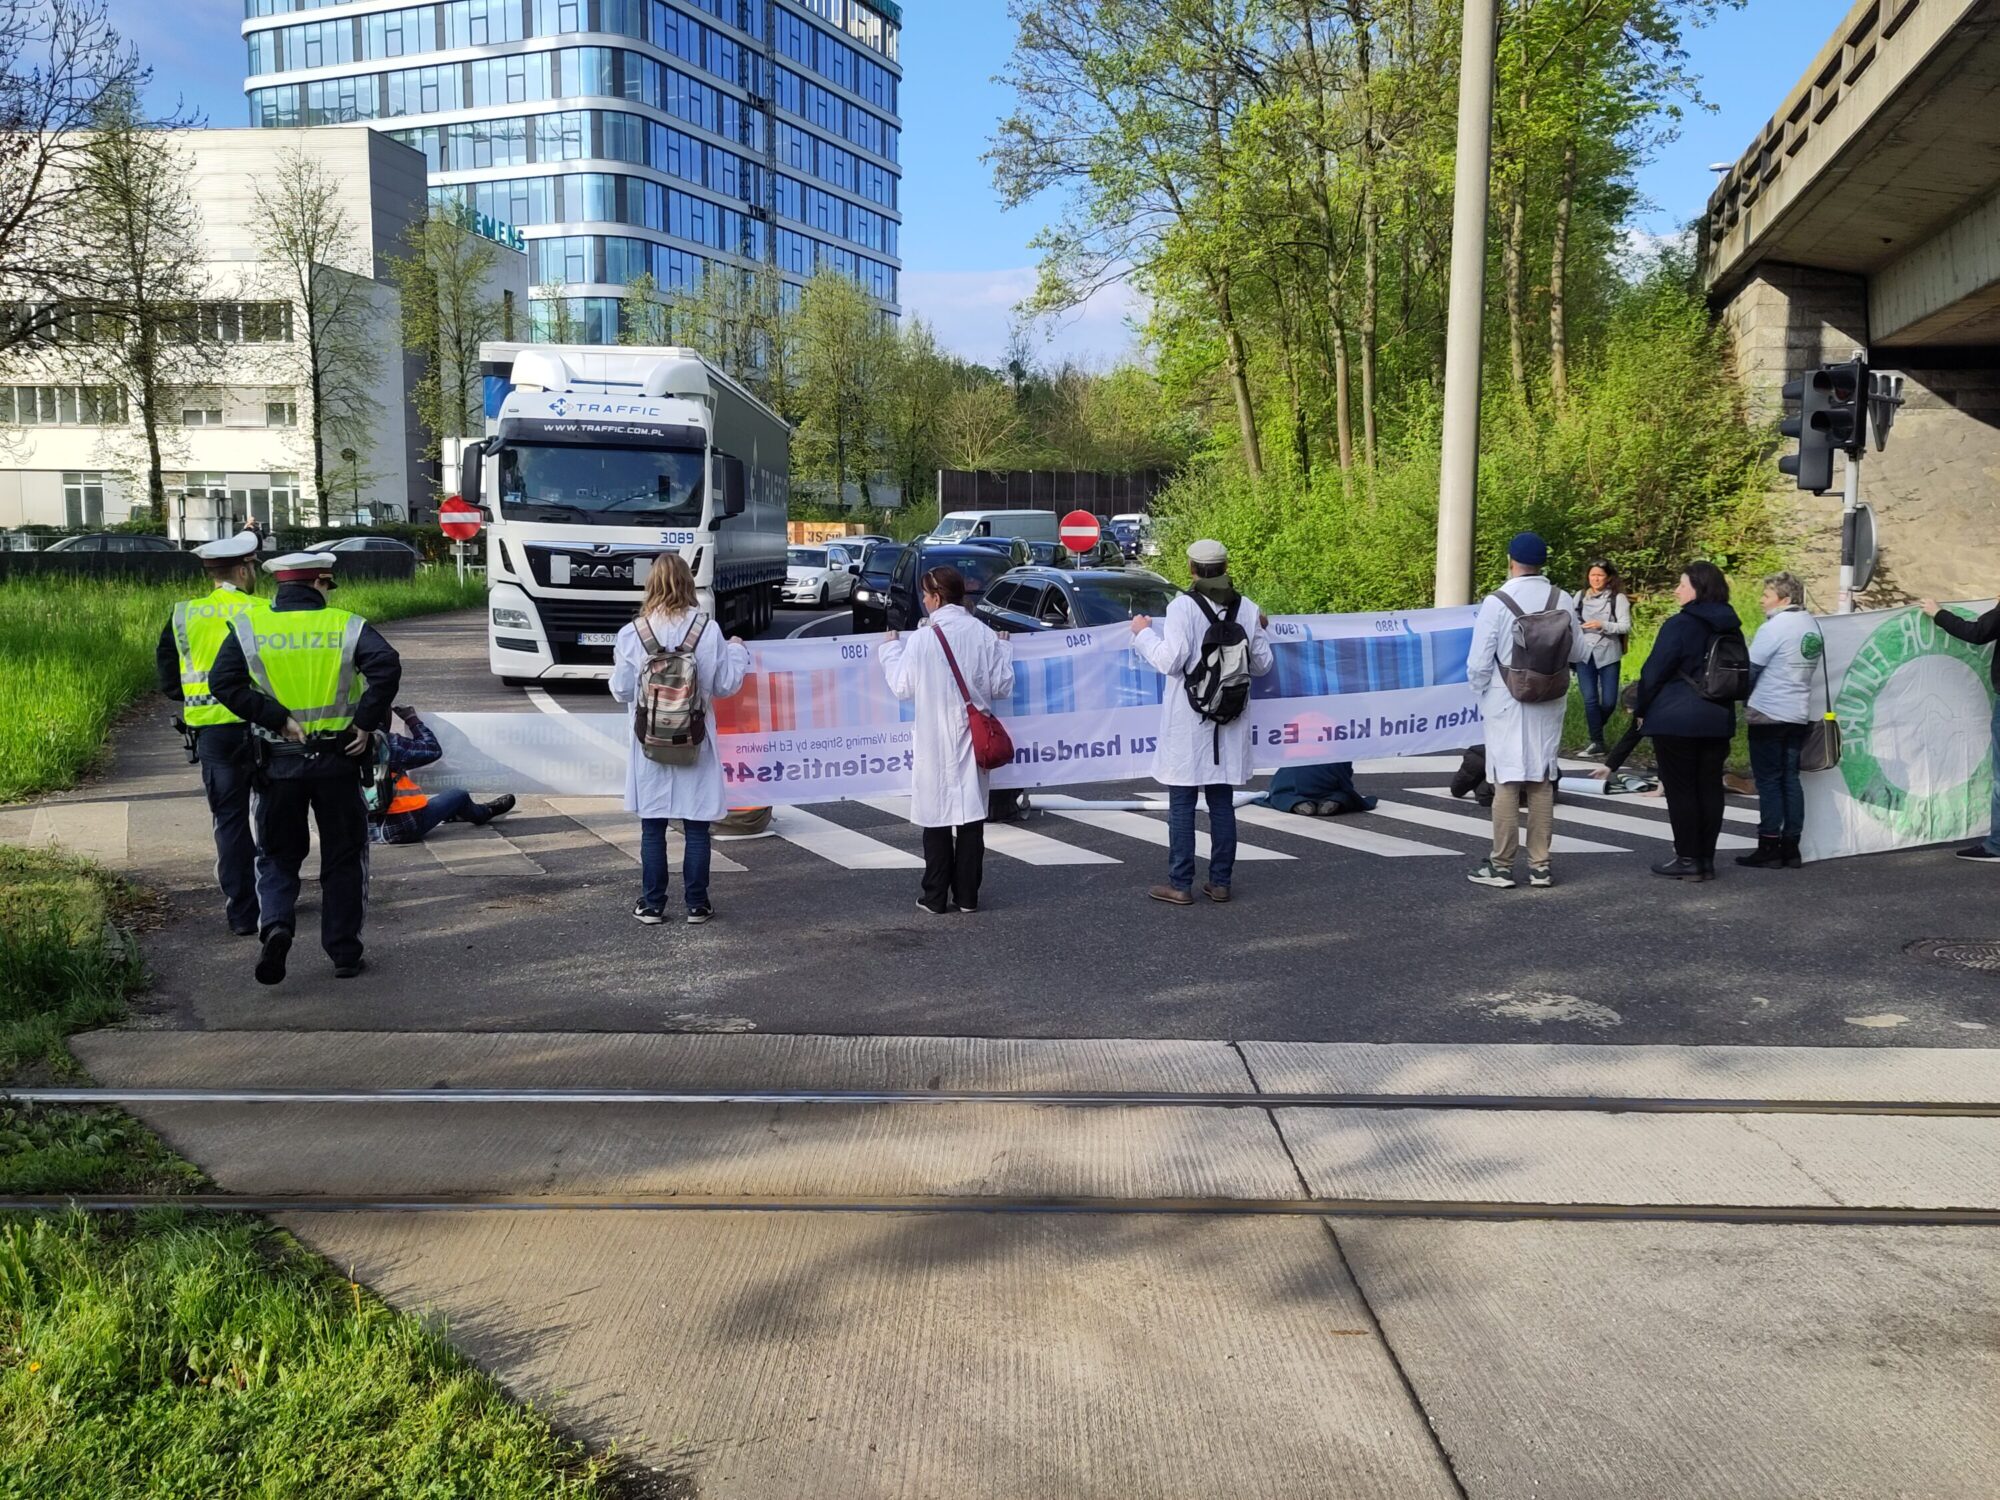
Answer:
[
  {"left": 1149, "top": 884, "right": 1195, "bottom": 905},
  {"left": 1955, "top": 845, "right": 2000, "bottom": 862},
  {"left": 915, "top": 897, "right": 951, "bottom": 916},
  {"left": 633, "top": 903, "right": 665, "bottom": 925},
  {"left": 686, "top": 907, "right": 712, "bottom": 925},
  {"left": 1467, "top": 859, "right": 1513, "bottom": 889},
  {"left": 958, "top": 903, "right": 978, "bottom": 914},
  {"left": 254, "top": 928, "right": 292, "bottom": 986},
  {"left": 332, "top": 958, "right": 367, "bottom": 979},
  {"left": 1528, "top": 864, "right": 1554, "bottom": 888}
]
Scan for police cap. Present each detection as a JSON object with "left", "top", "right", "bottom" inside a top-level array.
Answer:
[
  {"left": 193, "top": 531, "right": 261, "bottom": 562},
  {"left": 265, "top": 551, "right": 338, "bottom": 582}
]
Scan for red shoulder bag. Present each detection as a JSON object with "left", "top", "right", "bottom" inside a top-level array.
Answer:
[{"left": 932, "top": 627, "right": 1015, "bottom": 772}]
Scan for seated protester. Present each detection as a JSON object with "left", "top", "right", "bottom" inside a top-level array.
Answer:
[
  {"left": 1448, "top": 744, "right": 1495, "bottom": 808},
  {"left": 1260, "top": 762, "right": 1376, "bottom": 816},
  {"left": 369, "top": 705, "right": 516, "bottom": 845}
]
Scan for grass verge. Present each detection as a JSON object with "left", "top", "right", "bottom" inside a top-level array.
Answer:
[
  {"left": 0, "top": 848, "right": 627, "bottom": 1497},
  {"left": 0, "top": 571, "right": 485, "bottom": 804}
]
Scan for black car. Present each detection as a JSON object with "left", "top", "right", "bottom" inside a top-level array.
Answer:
[
  {"left": 1025, "top": 536, "right": 1126, "bottom": 569},
  {"left": 884, "top": 543, "right": 1018, "bottom": 631},
  {"left": 44, "top": 532, "right": 180, "bottom": 553},
  {"left": 850, "top": 542, "right": 905, "bottom": 632},
  {"left": 972, "top": 567, "right": 1181, "bottom": 633}
]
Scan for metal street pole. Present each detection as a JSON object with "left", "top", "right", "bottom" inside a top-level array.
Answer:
[
  {"left": 1434, "top": 0, "right": 1501, "bottom": 607},
  {"left": 1837, "top": 450, "right": 1860, "bottom": 614}
]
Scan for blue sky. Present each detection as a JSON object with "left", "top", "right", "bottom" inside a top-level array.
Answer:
[{"left": 109, "top": 0, "right": 1821, "bottom": 368}]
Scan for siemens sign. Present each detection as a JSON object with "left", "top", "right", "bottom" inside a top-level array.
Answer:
[{"left": 446, "top": 200, "right": 527, "bottom": 254}]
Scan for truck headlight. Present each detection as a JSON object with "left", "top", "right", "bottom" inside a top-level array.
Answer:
[{"left": 491, "top": 606, "right": 531, "bottom": 629}]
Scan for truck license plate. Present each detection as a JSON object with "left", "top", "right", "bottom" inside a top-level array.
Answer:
[{"left": 578, "top": 632, "right": 618, "bottom": 646}]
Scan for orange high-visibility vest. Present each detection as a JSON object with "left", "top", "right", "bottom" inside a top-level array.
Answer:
[{"left": 387, "top": 774, "right": 428, "bottom": 815}]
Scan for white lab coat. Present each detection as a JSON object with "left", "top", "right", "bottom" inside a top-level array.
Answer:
[
  {"left": 879, "top": 604, "right": 1015, "bottom": 828},
  {"left": 608, "top": 608, "right": 751, "bottom": 822},
  {"left": 1467, "top": 574, "right": 1586, "bottom": 785},
  {"left": 1131, "top": 589, "right": 1275, "bottom": 787}
]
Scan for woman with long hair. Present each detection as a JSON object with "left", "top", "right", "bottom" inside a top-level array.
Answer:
[
  {"left": 880, "top": 565, "right": 1015, "bottom": 914},
  {"left": 609, "top": 553, "right": 749, "bottom": 924},
  {"left": 1574, "top": 558, "right": 1631, "bottom": 756},
  {"left": 1632, "top": 560, "right": 1743, "bottom": 881}
]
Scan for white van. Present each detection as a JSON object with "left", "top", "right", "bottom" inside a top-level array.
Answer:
[{"left": 931, "top": 508, "right": 1060, "bottom": 545}]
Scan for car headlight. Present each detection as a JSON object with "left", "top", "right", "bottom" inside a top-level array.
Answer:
[
  {"left": 854, "top": 588, "right": 873, "bottom": 602},
  {"left": 491, "top": 606, "right": 531, "bottom": 629}
]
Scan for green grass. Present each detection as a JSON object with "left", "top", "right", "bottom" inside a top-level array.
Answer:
[
  {"left": 0, "top": 571, "right": 485, "bottom": 804},
  {"left": 0, "top": 846, "right": 630, "bottom": 1497}
]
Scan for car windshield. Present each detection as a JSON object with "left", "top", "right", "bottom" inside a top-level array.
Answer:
[
  {"left": 496, "top": 443, "right": 705, "bottom": 526},
  {"left": 862, "top": 544, "right": 903, "bottom": 577},
  {"left": 789, "top": 548, "right": 827, "bottom": 567},
  {"left": 932, "top": 550, "right": 1007, "bottom": 593},
  {"left": 1073, "top": 577, "right": 1180, "bottom": 626},
  {"left": 931, "top": 516, "right": 978, "bottom": 541}
]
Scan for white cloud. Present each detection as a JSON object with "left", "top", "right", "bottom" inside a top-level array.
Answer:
[{"left": 901, "top": 267, "right": 1148, "bottom": 369}]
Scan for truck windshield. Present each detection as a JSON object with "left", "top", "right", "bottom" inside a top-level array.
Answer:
[{"left": 496, "top": 444, "right": 705, "bottom": 526}]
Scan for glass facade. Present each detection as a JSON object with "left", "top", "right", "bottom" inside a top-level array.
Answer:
[{"left": 242, "top": 0, "right": 902, "bottom": 332}]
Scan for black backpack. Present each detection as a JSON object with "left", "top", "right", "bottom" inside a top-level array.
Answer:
[
  {"left": 1686, "top": 622, "right": 1752, "bottom": 703},
  {"left": 1184, "top": 590, "right": 1253, "bottom": 756}
]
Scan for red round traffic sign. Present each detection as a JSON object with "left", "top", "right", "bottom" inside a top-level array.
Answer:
[
  {"left": 439, "top": 495, "right": 483, "bottom": 541},
  {"left": 1059, "top": 509, "right": 1100, "bottom": 554}
]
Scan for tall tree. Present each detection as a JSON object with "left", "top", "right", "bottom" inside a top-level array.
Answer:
[
  {"left": 791, "top": 271, "right": 888, "bottom": 505},
  {"left": 252, "top": 148, "right": 382, "bottom": 523},
  {"left": 66, "top": 91, "right": 219, "bottom": 520},
  {"left": 876, "top": 318, "right": 958, "bottom": 510},
  {"left": 389, "top": 206, "right": 502, "bottom": 481}
]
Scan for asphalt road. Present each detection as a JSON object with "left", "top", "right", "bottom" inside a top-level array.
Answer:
[{"left": 110, "top": 606, "right": 2000, "bottom": 1049}]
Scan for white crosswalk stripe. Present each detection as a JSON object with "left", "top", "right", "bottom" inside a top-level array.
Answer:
[
  {"left": 1233, "top": 802, "right": 1459, "bottom": 857},
  {"left": 1047, "top": 809, "right": 1295, "bottom": 861},
  {"left": 1362, "top": 796, "right": 1631, "bottom": 854},
  {"left": 858, "top": 798, "right": 1119, "bottom": 865},
  {"left": 1408, "top": 786, "right": 1756, "bottom": 850},
  {"left": 767, "top": 805, "right": 925, "bottom": 869},
  {"left": 545, "top": 797, "right": 750, "bottom": 873}
]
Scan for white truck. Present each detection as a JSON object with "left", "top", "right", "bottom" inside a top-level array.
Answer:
[{"left": 460, "top": 342, "right": 789, "bottom": 682}]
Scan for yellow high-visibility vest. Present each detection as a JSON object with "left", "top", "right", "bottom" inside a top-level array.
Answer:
[
  {"left": 230, "top": 606, "right": 367, "bottom": 740},
  {"left": 171, "top": 587, "right": 266, "bottom": 729}
]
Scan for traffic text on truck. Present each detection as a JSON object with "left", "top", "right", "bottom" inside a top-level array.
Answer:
[{"left": 458, "top": 343, "right": 788, "bottom": 683}]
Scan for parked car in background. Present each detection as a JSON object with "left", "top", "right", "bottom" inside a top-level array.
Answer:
[
  {"left": 783, "top": 544, "right": 855, "bottom": 607},
  {"left": 973, "top": 567, "right": 1181, "bottom": 634},
  {"left": 883, "top": 543, "right": 1017, "bottom": 631},
  {"left": 43, "top": 533, "right": 180, "bottom": 553},
  {"left": 324, "top": 536, "right": 422, "bottom": 557},
  {"left": 954, "top": 534, "right": 1035, "bottom": 571},
  {"left": 1108, "top": 520, "right": 1142, "bottom": 561},
  {"left": 1026, "top": 535, "right": 1127, "bottom": 569},
  {"left": 850, "top": 542, "right": 904, "bottom": 632},
  {"left": 1110, "top": 512, "right": 1158, "bottom": 558}
]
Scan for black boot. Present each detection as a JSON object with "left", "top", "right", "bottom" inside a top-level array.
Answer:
[
  {"left": 1651, "top": 856, "right": 1700, "bottom": 880},
  {"left": 1782, "top": 837, "right": 1803, "bottom": 869},
  {"left": 1696, "top": 857, "right": 1717, "bottom": 882},
  {"left": 1735, "top": 836, "right": 1784, "bottom": 869}
]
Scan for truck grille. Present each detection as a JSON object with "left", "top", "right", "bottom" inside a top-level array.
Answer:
[{"left": 528, "top": 597, "right": 638, "bottom": 665}]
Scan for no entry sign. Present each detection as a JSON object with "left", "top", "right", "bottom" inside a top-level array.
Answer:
[
  {"left": 1059, "top": 510, "right": 1100, "bottom": 555},
  {"left": 439, "top": 496, "right": 483, "bottom": 541}
]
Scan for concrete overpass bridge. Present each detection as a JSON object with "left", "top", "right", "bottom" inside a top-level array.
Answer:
[{"left": 1704, "top": 0, "right": 2000, "bottom": 600}]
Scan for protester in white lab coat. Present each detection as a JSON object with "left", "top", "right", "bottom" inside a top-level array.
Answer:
[
  {"left": 1128, "top": 539, "right": 1275, "bottom": 906},
  {"left": 880, "top": 565, "right": 1015, "bottom": 914},
  {"left": 1466, "top": 531, "right": 1585, "bottom": 891},
  {"left": 609, "top": 554, "right": 750, "bottom": 925}
]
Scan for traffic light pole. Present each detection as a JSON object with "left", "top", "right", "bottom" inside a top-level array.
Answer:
[
  {"left": 1837, "top": 451, "right": 1861, "bottom": 614},
  {"left": 1433, "top": 0, "right": 1500, "bottom": 607}
]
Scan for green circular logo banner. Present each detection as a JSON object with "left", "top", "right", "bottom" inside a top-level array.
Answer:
[{"left": 1833, "top": 610, "right": 1994, "bottom": 845}]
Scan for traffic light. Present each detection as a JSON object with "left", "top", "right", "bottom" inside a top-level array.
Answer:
[{"left": 1778, "top": 358, "right": 1866, "bottom": 494}]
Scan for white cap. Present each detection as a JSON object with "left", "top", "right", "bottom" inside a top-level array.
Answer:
[
  {"left": 264, "top": 551, "right": 338, "bottom": 578},
  {"left": 193, "top": 531, "right": 260, "bottom": 562},
  {"left": 1187, "top": 539, "right": 1228, "bottom": 567}
]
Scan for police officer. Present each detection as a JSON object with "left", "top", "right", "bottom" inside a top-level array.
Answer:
[
  {"left": 208, "top": 550, "right": 402, "bottom": 985},
  {"left": 155, "top": 531, "right": 267, "bottom": 936}
]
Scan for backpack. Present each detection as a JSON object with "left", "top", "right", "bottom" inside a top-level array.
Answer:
[
  {"left": 1492, "top": 582, "right": 1574, "bottom": 703},
  {"left": 1184, "top": 591, "right": 1254, "bottom": 758},
  {"left": 1685, "top": 622, "right": 1753, "bottom": 703},
  {"left": 632, "top": 611, "right": 708, "bottom": 766}
]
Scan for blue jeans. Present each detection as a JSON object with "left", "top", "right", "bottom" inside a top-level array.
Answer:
[
  {"left": 1746, "top": 721, "right": 1809, "bottom": 839},
  {"left": 382, "top": 789, "right": 475, "bottom": 843},
  {"left": 1575, "top": 659, "right": 1621, "bottom": 745},
  {"left": 640, "top": 817, "right": 711, "bottom": 912},
  {"left": 1167, "top": 785, "right": 1236, "bottom": 892}
]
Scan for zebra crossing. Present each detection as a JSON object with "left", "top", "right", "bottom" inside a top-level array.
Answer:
[{"left": 377, "top": 778, "right": 1759, "bottom": 877}]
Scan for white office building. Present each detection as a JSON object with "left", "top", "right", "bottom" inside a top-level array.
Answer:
[{"left": 0, "top": 126, "right": 528, "bottom": 536}]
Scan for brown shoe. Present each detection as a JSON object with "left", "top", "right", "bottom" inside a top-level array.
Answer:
[
  {"left": 1202, "top": 883, "right": 1230, "bottom": 903},
  {"left": 1149, "top": 884, "right": 1195, "bottom": 906}
]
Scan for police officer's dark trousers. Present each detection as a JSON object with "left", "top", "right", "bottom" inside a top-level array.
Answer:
[
  {"left": 195, "top": 725, "right": 259, "bottom": 934},
  {"left": 255, "top": 750, "right": 369, "bottom": 967}
]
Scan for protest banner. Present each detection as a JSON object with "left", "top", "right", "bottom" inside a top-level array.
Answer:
[{"left": 425, "top": 606, "right": 1484, "bottom": 803}]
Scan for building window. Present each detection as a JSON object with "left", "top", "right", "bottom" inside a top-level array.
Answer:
[
  {"left": 266, "top": 400, "right": 298, "bottom": 427},
  {"left": 181, "top": 406, "right": 224, "bottom": 427},
  {"left": 62, "top": 472, "right": 106, "bottom": 529},
  {"left": 174, "top": 302, "right": 292, "bottom": 344},
  {"left": 0, "top": 385, "right": 126, "bottom": 425}
]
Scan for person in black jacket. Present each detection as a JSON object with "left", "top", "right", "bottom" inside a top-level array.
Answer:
[
  {"left": 1920, "top": 595, "right": 2000, "bottom": 860},
  {"left": 1633, "top": 562, "right": 1741, "bottom": 881}
]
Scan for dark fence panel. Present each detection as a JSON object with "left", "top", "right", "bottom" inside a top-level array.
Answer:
[
  {"left": 937, "top": 470, "right": 1171, "bottom": 515},
  {"left": 0, "top": 551, "right": 417, "bottom": 585}
]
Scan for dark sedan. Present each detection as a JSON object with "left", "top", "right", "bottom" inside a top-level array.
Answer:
[
  {"left": 45, "top": 533, "right": 180, "bottom": 553},
  {"left": 883, "top": 544, "right": 1018, "bottom": 631},
  {"left": 972, "top": 567, "right": 1181, "bottom": 633},
  {"left": 850, "top": 542, "right": 904, "bottom": 632},
  {"left": 1026, "top": 535, "right": 1126, "bottom": 569}
]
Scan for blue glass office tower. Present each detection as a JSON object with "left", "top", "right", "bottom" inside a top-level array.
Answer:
[{"left": 244, "top": 0, "right": 902, "bottom": 342}]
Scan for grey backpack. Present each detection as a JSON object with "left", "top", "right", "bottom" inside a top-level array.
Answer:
[
  {"left": 632, "top": 611, "right": 708, "bottom": 766},
  {"left": 1492, "top": 583, "right": 1573, "bottom": 704}
]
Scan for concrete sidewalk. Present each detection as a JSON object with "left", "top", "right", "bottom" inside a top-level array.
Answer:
[{"left": 60, "top": 1027, "right": 2000, "bottom": 1499}]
